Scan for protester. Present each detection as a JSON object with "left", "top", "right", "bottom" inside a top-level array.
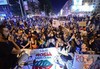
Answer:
[
  {"left": 0, "top": 14, "right": 100, "bottom": 55},
  {"left": 0, "top": 25, "right": 22, "bottom": 69}
]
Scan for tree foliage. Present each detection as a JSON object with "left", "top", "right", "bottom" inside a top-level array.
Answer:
[{"left": 38, "top": 0, "right": 52, "bottom": 15}]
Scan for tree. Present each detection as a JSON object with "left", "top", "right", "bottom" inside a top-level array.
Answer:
[
  {"left": 9, "top": 0, "right": 21, "bottom": 16},
  {"left": 11, "top": 3, "right": 21, "bottom": 16},
  {"left": 38, "top": 0, "right": 52, "bottom": 15}
]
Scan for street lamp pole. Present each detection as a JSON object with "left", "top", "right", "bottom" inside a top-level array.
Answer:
[
  {"left": 19, "top": 0, "right": 24, "bottom": 17},
  {"left": 22, "top": 0, "right": 27, "bottom": 17}
]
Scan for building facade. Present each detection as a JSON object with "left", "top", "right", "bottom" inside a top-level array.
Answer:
[
  {"left": 27, "top": 0, "right": 39, "bottom": 15},
  {"left": 59, "top": 0, "right": 73, "bottom": 16},
  {"left": 61, "top": 0, "right": 100, "bottom": 16},
  {"left": 82, "top": 0, "right": 100, "bottom": 13}
]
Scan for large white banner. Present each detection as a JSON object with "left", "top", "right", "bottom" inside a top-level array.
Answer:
[
  {"left": 31, "top": 48, "right": 74, "bottom": 69},
  {"left": 30, "top": 48, "right": 59, "bottom": 69},
  {"left": 0, "top": 0, "right": 8, "bottom": 5},
  {"left": 19, "top": 48, "right": 73, "bottom": 69},
  {"left": 73, "top": 53, "right": 100, "bottom": 69},
  {"left": 17, "top": 49, "right": 100, "bottom": 69}
]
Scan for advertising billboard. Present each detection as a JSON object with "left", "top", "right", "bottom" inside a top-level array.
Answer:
[{"left": 0, "top": 0, "right": 8, "bottom": 5}]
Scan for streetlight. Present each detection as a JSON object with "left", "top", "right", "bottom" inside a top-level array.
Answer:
[{"left": 19, "top": 0, "right": 24, "bottom": 17}]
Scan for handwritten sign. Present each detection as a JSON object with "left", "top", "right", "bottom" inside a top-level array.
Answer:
[
  {"left": 73, "top": 53, "right": 100, "bottom": 69},
  {"left": 79, "top": 21, "right": 86, "bottom": 26}
]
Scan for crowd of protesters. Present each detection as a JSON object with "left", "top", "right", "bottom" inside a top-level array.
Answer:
[
  {"left": 0, "top": 14, "right": 100, "bottom": 55},
  {"left": 0, "top": 14, "right": 100, "bottom": 69}
]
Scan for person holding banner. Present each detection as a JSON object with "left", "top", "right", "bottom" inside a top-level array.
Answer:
[{"left": 0, "top": 25, "right": 22, "bottom": 69}]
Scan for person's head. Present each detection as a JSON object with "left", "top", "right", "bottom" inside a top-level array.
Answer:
[
  {"left": 0, "top": 25, "right": 10, "bottom": 40},
  {"left": 81, "top": 43, "right": 87, "bottom": 49},
  {"left": 48, "top": 31, "right": 54, "bottom": 37},
  {"left": 41, "top": 34, "right": 45, "bottom": 40},
  {"left": 23, "top": 35, "right": 27, "bottom": 40},
  {"left": 81, "top": 43, "right": 89, "bottom": 52}
]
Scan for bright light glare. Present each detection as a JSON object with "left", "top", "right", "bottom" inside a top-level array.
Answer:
[
  {"left": 74, "top": 0, "right": 82, "bottom": 5},
  {"left": 90, "top": 5, "right": 94, "bottom": 11},
  {"left": 60, "top": 9, "right": 63, "bottom": 16},
  {"left": 84, "top": 3, "right": 88, "bottom": 6},
  {"left": 71, "top": 3, "right": 94, "bottom": 12},
  {"left": 79, "top": 13, "right": 84, "bottom": 17},
  {"left": 0, "top": 17, "right": 5, "bottom": 20},
  {"left": 72, "top": 6, "right": 77, "bottom": 11}
]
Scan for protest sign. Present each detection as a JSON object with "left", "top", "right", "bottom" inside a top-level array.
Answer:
[
  {"left": 73, "top": 53, "right": 100, "bottom": 69},
  {"left": 79, "top": 21, "right": 86, "bottom": 26}
]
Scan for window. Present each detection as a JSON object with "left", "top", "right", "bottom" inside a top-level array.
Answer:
[{"left": 98, "top": 6, "right": 100, "bottom": 8}]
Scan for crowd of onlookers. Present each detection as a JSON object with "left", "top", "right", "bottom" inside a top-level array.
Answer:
[{"left": 1, "top": 14, "right": 100, "bottom": 55}]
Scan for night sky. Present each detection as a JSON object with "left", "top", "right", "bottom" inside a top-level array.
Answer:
[
  {"left": 50, "top": 0, "right": 67, "bottom": 14},
  {"left": 8, "top": 0, "right": 68, "bottom": 14}
]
